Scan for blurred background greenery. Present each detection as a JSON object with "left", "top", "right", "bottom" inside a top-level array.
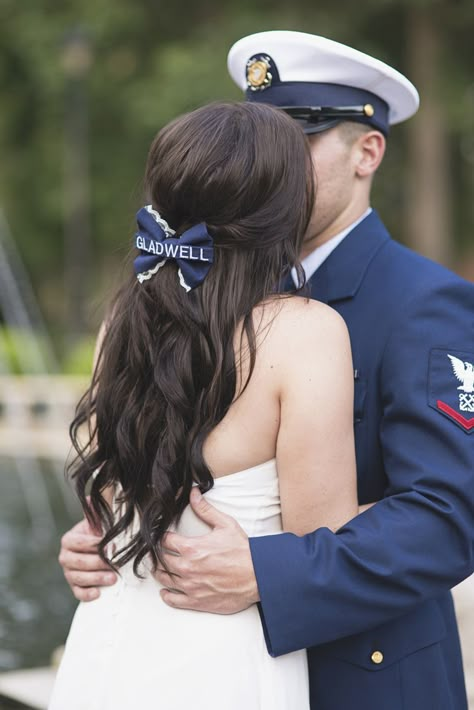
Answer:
[
  {"left": 0, "top": 3, "right": 474, "bottom": 701},
  {"left": 1, "top": 0, "right": 473, "bottom": 371}
]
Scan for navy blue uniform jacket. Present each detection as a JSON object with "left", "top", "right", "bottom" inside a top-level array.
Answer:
[{"left": 250, "top": 211, "right": 474, "bottom": 710}]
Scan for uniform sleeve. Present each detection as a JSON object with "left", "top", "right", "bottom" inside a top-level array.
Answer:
[{"left": 250, "top": 278, "right": 474, "bottom": 657}]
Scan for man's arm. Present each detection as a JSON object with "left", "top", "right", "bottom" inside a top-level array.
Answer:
[
  {"left": 249, "top": 279, "right": 474, "bottom": 655},
  {"left": 154, "top": 278, "right": 473, "bottom": 649}
]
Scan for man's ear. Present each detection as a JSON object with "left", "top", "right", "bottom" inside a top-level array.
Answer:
[{"left": 354, "top": 131, "right": 386, "bottom": 178}]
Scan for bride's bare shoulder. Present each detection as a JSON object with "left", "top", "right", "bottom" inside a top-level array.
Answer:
[
  {"left": 255, "top": 296, "right": 353, "bottom": 398},
  {"left": 248, "top": 296, "right": 351, "bottom": 381},
  {"left": 257, "top": 295, "right": 349, "bottom": 347}
]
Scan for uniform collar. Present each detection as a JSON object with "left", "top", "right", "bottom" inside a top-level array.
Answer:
[
  {"left": 308, "top": 209, "right": 391, "bottom": 304},
  {"left": 293, "top": 207, "right": 372, "bottom": 286}
]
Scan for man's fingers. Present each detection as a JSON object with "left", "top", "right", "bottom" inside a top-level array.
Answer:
[
  {"left": 189, "top": 487, "right": 235, "bottom": 529},
  {"left": 154, "top": 568, "right": 183, "bottom": 591},
  {"left": 160, "top": 588, "right": 192, "bottom": 610},
  {"left": 73, "top": 516, "right": 97, "bottom": 534},
  {"left": 83, "top": 502, "right": 103, "bottom": 535},
  {"left": 65, "top": 569, "right": 117, "bottom": 588},
  {"left": 162, "top": 531, "right": 184, "bottom": 555},
  {"left": 161, "top": 496, "right": 235, "bottom": 556},
  {"left": 156, "top": 564, "right": 181, "bottom": 579},
  {"left": 59, "top": 517, "right": 118, "bottom": 600},
  {"left": 70, "top": 515, "right": 103, "bottom": 537},
  {"left": 161, "top": 548, "right": 185, "bottom": 572},
  {"left": 61, "top": 531, "right": 102, "bottom": 554},
  {"left": 59, "top": 549, "right": 110, "bottom": 573},
  {"left": 71, "top": 585, "right": 100, "bottom": 602}
]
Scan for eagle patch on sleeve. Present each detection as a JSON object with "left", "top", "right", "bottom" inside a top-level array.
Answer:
[{"left": 429, "top": 348, "right": 474, "bottom": 433}]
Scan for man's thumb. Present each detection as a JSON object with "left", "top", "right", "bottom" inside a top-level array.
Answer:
[{"left": 189, "top": 487, "right": 230, "bottom": 529}]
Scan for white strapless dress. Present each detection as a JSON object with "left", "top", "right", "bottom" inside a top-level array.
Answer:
[{"left": 49, "top": 459, "right": 309, "bottom": 710}]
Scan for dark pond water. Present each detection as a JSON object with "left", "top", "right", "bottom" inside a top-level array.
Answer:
[{"left": 0, "top": 457, "right": 81, "bottom": 672}]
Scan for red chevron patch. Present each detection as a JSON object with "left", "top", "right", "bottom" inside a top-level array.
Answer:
[{"left": 437, "top": 400, "right": 474, "bottom": 431}]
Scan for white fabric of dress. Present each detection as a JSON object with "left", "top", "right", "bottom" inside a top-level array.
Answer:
[{"left": 49, "top": 459, "right": 310, "bottom": 710}]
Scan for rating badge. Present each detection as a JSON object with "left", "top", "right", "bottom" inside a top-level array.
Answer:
[
  {"left": 459, "top": 393, "right": 474, "bottom": 413},
  {"left": 428, "top": 349, "right": 474, "bottom": 433}
]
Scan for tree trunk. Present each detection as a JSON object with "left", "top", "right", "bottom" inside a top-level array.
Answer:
[{"left": 405, "top": 7, "right": 453, "bottom": 266}]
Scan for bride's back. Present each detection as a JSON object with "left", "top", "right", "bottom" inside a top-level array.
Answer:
[
  {"left": 69, "top": 100, "right": 322, "bottom": 573},
  {"left": 204, "top": 295, "right": 331, "bottom": 478},
  {"left": 52, "top": 99, "right": 358, "bottom": 710}
]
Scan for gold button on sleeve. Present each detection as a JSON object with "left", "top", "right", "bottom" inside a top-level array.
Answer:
[{"left": 371, "top": 650, "right": 384, "bottom": 664}]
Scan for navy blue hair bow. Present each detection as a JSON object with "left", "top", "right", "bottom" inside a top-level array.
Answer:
[{"left": 133, "top": 205, "right": 214, "bottom": 291}]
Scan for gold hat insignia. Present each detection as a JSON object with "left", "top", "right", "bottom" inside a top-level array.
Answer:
[{"left": 246, "top": 56, "right": 272, "bottom": 91}]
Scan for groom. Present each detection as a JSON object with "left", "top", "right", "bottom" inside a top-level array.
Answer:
[{"left": 59, "top": 32, "right": 474, "bottom": 709}]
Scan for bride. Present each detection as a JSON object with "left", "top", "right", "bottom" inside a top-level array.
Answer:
[{"left": 49, "top": 101, "right": 358, "bottom": 710}]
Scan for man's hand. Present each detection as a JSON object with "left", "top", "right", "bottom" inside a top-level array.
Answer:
[
  {"left": 59, "top": 518, "right": 117, "bottom": 601},
  {"left": 155, "top": 488, "right": 259, "bottom": 614}
]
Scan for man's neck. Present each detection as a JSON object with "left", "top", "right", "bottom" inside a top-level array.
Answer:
[{"left": 301, "top": 204, "right": 371, "bottom": 259}]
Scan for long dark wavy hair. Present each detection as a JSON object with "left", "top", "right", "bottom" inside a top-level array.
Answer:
[{"left": 69, "top": 101, "right": 314, "bottom": 575}]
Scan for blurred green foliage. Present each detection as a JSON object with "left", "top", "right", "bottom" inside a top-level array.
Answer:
[
  {"left": 0, "top": 0, "right": 473, "bottom": 369},
  {"left": 0, "top": 326, "right": 56, "bottom": 373},
  {"left": 0, "top": 327, "right": 25, "bottom": 374},
  {"left": 0, "top": 325, "right": 94, "bottom": 374},
  {"left": 61, "top": 335, "right": 96, "bottom": 375}
]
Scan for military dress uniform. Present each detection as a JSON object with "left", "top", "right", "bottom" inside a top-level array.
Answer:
[{"left": 228, "top": 31, "right": 474, "bottom": 710}]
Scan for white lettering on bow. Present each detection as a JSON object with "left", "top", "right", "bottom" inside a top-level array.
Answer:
[
  {"left": 136, "top": 235, "right": 145, "bottom": 250},
  {"left": 179, "top": 246, "right": 190, "bottom": 259},
  {"left": 164, "top": 242, "right": 179, "bottom": 258},
  {"left": 200, "top": 248, "right": 211, "bottom": 262}
]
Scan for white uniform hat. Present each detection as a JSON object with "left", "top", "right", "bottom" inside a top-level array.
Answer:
[{"left": 227, "top": 30, "right": 419, "bottom": 135}]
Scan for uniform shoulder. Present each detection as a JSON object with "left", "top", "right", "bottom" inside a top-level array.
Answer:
[
  {"left": 366, "top": 239, "right": 474, "bottom": 322},
  {"left": 381, "top": 239, "right": 471, "bottom": 291}
]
